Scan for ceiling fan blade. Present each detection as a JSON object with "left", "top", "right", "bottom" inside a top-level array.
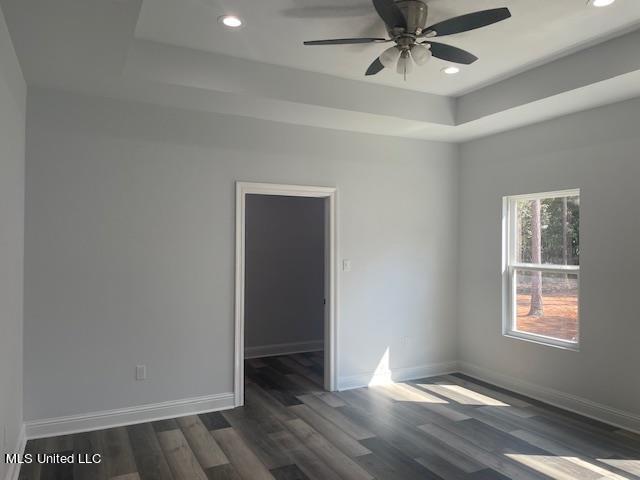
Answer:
[
  {"left": 372, "top": 0, "right": 407, "bottom": 29},
  {"left": 427, "top": 42, "right": 478, "bottom": 65},
  {"left": 426, "top": 8, "right": 511, "bottom": 37},
  {"left": 365, "top": 57, "right": 385, "bottom": 76},
  {"left": 304, "top": 37, "right": 387, "bottom": 45}
]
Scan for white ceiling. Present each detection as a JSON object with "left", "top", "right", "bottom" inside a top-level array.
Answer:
[
  {"left": 2, "top": 0, "right": 640, "bottom": 143},
  {"left": 135, "top": 0, "right": 640, "bottom": 96}
]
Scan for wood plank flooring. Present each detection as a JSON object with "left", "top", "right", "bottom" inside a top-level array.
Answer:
[{"left": 19, "top": 351, "right": 640, "bottom": 479}]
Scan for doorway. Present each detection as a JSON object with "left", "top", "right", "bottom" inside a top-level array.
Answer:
[{"left": 234, "top": 182, "right": 337, "bottom": 406}]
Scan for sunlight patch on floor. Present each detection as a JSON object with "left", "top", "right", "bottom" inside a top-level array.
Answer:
[
  {"left": 436, "top": 383, "right": 509, "bottom": 406},
  {"left": 505, "top": 453, "right": 604, "bottom": 480},
  {"left": 598, "top": 458, "right": 640, "bottom": 476},
  {"left": 376, "top": 382, "right": 448, "bottom": 404},
  {"left": 417, "top": 383, "right": 509, "bottom": 406},
  {"left": 511, "top": 430, "right": 629, "bottom": 480}
]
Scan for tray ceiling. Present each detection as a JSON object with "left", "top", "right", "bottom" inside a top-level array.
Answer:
[{"left": 135, "top": 0, "right": 640, "bottom": 95}]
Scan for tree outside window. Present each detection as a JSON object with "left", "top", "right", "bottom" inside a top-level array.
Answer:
[{"left": 503, "top": 190, "right": 580, "bottom": 349}]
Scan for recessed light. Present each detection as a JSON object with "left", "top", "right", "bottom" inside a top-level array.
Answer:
[
  {"left": 441, "top": 66, "right": 460, "bottom": 75},
  {"left": 589, "top": 0, "right": 615, "bottom": 6},
  {"left": 219, "top": 15, "right": 243, "bottom": 28}
]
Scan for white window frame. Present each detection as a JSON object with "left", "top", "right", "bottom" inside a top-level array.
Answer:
[{"left": 502, "top": 189, "right": 580, "bottom": 351}]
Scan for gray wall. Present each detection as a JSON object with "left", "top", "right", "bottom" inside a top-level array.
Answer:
[
  {"left": 0, "top": 4, "right": 25, "bottom": 474},
  {"left": 459, "top": 98, "right": 640, "bottom": 416},
  {"left": 20, "top": 78, "right": 640, "bottom": 427},
  {"left": 24, "top": 88, "right": 459, "bottom": 421},
  {"left": 245, "top": 195, "right": 325, "bottom": 351}
]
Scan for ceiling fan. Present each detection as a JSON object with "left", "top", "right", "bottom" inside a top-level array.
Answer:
[{"left": 303, "top": 0, "right": 511, "bottom": 78}]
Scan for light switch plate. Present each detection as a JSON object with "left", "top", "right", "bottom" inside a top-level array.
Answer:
[
  {"left": 136, "top": 365, "right": 146, "bottom": 380},
  {"left": 342, "top": 259, "right": 352, "bottom": 272}
]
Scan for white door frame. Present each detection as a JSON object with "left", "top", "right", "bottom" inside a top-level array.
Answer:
[{"left": 234, "top": 182, "right": 338, "bottom": 406}]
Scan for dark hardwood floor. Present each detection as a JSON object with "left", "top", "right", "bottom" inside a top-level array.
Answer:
[{"left": 19, "top": 351, "right": 640, "bottom": 479}]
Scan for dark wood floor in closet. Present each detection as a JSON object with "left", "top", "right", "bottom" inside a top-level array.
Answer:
[{"left": 19, "top": 351, "right": 640, "bottom": 479}]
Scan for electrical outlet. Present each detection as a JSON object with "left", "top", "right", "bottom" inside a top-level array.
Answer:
[
  {"left": 136, "top": 365, "right": 146, "bottom": 381},
  {"left": 342, "top": 259, "right": 352, "bottom": 272}
]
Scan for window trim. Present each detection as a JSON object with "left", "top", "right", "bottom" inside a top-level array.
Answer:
[{"left": 502, "top": 189, "right": 580, "bottom": 351}]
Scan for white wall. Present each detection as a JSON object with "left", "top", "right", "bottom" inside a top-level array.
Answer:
[
  {"left": 0, "top": 4, "right": 25, "bottom": 476},
  {"left": 24, "top": 88, "right": 459, "bottom": 421},
  {"left": 459, "top": 98, "right": 640, "bottom": 417},
  {"left": 245, "top": 195, "right": 325, "bottom": 352}
]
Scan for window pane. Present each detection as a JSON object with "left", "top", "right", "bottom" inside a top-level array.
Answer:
[
  {"left": 515, "top": 269, "right": 578, "bottom": 343},
  {"left": 516, "top": 195, "right": 579, "bottom": 266}
]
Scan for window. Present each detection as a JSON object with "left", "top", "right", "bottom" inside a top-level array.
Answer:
[{"left": 503, "top": 190, "right": 580, "bottom": 349}]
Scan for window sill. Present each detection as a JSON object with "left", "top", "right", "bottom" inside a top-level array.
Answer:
[{"left": 503, "top": 332, "right": 580, "bottom": 352}]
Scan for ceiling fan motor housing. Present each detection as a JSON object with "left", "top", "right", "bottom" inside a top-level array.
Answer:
[{"left": 391, "top": 0, "right": 428, "bottom": 37}]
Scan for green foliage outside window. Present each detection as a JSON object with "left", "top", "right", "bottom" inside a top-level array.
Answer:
[{"left": 517, "top": 196, "right": 580, "bottom": 266}]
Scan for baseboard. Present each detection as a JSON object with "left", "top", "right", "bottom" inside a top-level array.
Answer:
[
  {"left": 245, "top": 340, "right": 323, "bottom": 359},
  {"left": 21, "top": 361, "right": 639, "bottom": 444},
  {"left": 458, "top": 361, "right": 640, "bottom": 435},
  {"left": 338, "top": 361, "right": 458, "bottom": 391},
  {"left": 4, "top": 424, "right": 26, "bottom": 480},
  {"left": 24, "top": 392, "right": 235, "bottom": 440}
]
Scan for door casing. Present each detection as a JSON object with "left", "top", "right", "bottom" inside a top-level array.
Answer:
[{"left": 234, "top": 182, "right": 338, "bottom": 406}]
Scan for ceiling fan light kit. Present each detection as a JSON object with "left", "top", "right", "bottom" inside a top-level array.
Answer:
[
  {"left": 396, "top": 50, "right": 414, "bottom": 77},
  {"left": 380, "top": 46, "right": 401, "bottom": 68},
  {"left": 303, "top": 0, "right": 512, "bottom": 78},
  {"left": 411, "top": 44, "right": 432, "bottom": 66}
]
